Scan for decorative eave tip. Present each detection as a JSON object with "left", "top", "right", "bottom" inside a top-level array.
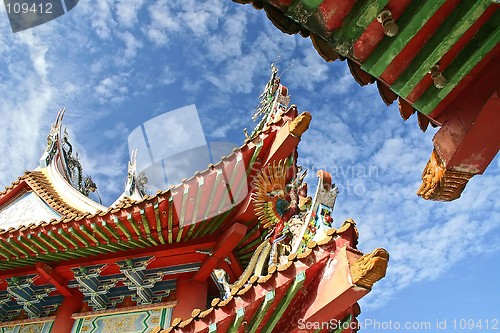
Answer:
[
  {"left": 34, "top": 109, "right": 106, "bottom": 214},
  {"left": 39, "top": 109, "right": 98, "bottom": 196},
  {"left": 350, "top": 248, "right": 389, "bottom": 290},
  {"left": 124, "top": 149, "right": 147, "bottom": 199},
  {"left": 39, "top": 108, "right": 66, "bottom": 168},
  {"left": 290, "top": 111, "right": 312, "bottom": 138}
]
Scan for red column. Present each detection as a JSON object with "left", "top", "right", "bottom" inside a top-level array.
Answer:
[
  {"left": 172, "top": 279, "right": 208, "bottom": 320},
  {"left": 51, "top": 291, "right": 84, "bottom": 333}
]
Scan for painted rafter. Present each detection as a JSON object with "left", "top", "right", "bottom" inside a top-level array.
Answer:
[{"left": 194, "top": 223, "right": 247, "bottom": 282}]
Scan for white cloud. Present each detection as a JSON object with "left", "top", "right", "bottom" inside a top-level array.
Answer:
[
  {"left": 80, "top": 0, "right": 116, "bottom": 39},
  {"left": 145, "top": 0, "right": 224, "bottom": 46},
  {"left": 117, "top": 31, "right": 143, "bottom": 60},
  {"left": 0, "top": 27, "right": 59, "bottom": 186},
  {"left": 288, "top": 46, "right": 330, "bottom": 91},
  {"left": 115, "top": 1, "right": 146, "bottom": 28},
  {"left": 205, "top": 9, "right": 247, "bottom": 62},
  {"left": 94, "top": 74, "right": 129, "bottom": 104}
]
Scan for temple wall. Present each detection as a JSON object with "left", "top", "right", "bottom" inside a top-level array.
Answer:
[{"left": 70, "top": 308, "right": 172, "bottom": 333}]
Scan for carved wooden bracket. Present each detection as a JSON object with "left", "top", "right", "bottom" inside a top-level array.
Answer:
[
  {"left": 289, "top": 111, "right": 312, "bottom": 139},
  {"left": 350, "top": 248, "right": 389, "bottom": 290},
  {"left": 417, "top": 149, "right": 473, "bottom": 201}
]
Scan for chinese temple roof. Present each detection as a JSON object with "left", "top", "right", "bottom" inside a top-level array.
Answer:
[
  {"left": 0, "top": 78, "right": 311, "bottom": 272},
  {"left": 236, "top": 0, "right": 500, "bottom": 202},
  {"left": 152, "top": 220, "right": 388, "bottom": 333},
  {"left": 0, "top": 67, "right": 388, "bottom": 330}
]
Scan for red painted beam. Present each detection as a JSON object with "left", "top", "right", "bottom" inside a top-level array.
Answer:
[
  {"left": 265, "top": 122, "right": 300, "bottom": 165},
  {"left": 302, "top": 248, "right": 370, "bottom": 325},
  {"left": 193, "top": 222, "right": 247, "bottom": 281},
  {"left": 172, "top": 279, "right": 208, "bottom": 319},
  {"left": 35, "top": 262, "right": 73, "bottom": 297},
  {"left": 434, "top": 90, "right": 500, "bottom": 174},
  {"left": 432, "top": 51, "right": 500, "bottom": 174}
]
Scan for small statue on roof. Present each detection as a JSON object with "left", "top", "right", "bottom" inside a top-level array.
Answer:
[{"left": 252, "top": 159, "right": 312, "bottom": 266}]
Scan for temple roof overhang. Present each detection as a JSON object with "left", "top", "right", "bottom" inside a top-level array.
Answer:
[
  {"left": 0, "top": 109, "right": 107, "bottom": 234},
  {"left": 0, "top": 68, "right": 389, "bottom": 328},
  {"left": 235, "top": 0, "right": 500, "bottom": 201},
  {"left": 0, "top": 83, "right": 312, "bottom": 273}
]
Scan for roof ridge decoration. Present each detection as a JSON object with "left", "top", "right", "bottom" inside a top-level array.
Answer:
[
  {"left": 246, "top": 63, "right": 291, "bottom": 140},
  {"left": 417, "top": 148, "right": 473, "bottom": 201},
  {"left": 245, "top": 167, "right": 334, "bottom": 278},
  {"left": 350, "top": 247, "right": 390, "bottom": 290},
  {"left": 215, "top": 165, "right": 345, "bottom": 298},
  {"left": 111, "top": 149, "right": 147, "bottom": 207},
  {"left": 39, "top": 108, "right": 98, "bottom": 199},
  {"left": 23, "top": 170, "right": 85, "bottom": 217}
]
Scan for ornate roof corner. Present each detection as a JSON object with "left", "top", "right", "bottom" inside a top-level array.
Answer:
[
  {"left": 350, "top": 248, "right": 389, "bottom": 290},
  {"left": 289, "top": 111, "right": 312, "bottom": 138},
  {"left": 39, "top": 109, "right": 99, "bottom": 198},
  {"left": 237, "top": 0, "right": 499, "bottom": 202},
  {"left": 417, "top": 149, "right": 473, "bottom": 201},
  {"left": 35, "top": 109, "right": 106, "bottom": 214},
  {"left": 231, "top": 161, "right": 341, "bottom": 284},
  {"left": 39, "top": 108, "right": 65, "bottom": 169},
  {"left": 112, "top": 149, "right": 147, "bottom": 207},
  {"left": 248, "top": 63, "right": 292, "bottom": 140},
  {"left": 291, "top": 169, "right": 338, "bottom": 253},
  {"left": 153, "top": 157, "right": 385, "bottom": 331}
]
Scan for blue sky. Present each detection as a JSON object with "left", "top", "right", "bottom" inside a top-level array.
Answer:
[{"left": 0, "top": 0, "right": 499, "bottom": 330}]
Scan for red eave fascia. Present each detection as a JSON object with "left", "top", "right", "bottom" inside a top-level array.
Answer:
[{"left": 0, "top": 176, "right": 29, "bottom": 208}]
